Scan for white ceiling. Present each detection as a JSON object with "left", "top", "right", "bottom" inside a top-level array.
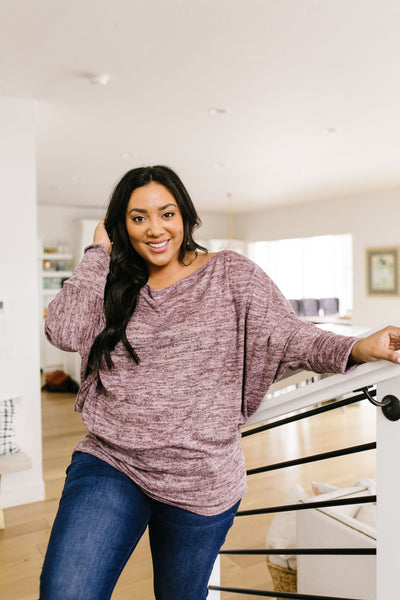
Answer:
[{"left": 1, "top": 0, "right": 400, "bottom": 213}]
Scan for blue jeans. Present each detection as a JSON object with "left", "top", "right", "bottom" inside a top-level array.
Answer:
[{"left": 40, "top": 452, "right": 239, "bottom": 600}]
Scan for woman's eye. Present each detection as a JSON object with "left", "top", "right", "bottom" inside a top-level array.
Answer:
[
  {"left": 132, "top": 216, "right": 145, "bottom": 223},
  {"left": 163, "top": 212, "right": 174, "bottom": 219}
]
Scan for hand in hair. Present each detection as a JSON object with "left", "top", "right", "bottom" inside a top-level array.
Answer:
[{"left": 94, "top": 220, "right": 112, "bottom": 254}]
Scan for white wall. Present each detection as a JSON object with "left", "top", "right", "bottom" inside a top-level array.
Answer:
[
  {"left": 0, "top": 97, "right": 45, "bottom": 507},
  {"left": 37, "top": 205, "right": 106, "bottom": 264},
  {"left": 197, "top": 212, "right": 230, "bottom": 246},
  {"left": 234, "top": 187, "right": 400, "bottom": 328}
]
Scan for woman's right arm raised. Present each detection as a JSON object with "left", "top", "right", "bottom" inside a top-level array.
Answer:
[{"left": 44, "top": 220, "right": 111, "bottom": 355}]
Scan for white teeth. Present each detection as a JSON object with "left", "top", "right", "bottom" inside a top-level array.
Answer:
[{"left": 148, "top": 240, "right": 168, "bottom": 248}]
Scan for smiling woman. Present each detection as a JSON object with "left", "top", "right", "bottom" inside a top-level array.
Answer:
[{"left": 40, "top": 165, "right": 400, "bottom": 600}]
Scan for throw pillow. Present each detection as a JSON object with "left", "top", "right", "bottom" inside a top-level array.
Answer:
[
  {"left": 0, "top": 398, "right": 20, "bottom": 455},
  {"left": 355, "top": 504, "right": 377, "bottom": 528},
  {"left": 266, "top": 484, "right": 309, "bottom": 570}
]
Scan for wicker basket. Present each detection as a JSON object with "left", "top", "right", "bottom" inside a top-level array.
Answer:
[{"left": 266, "top": 558, "right": 297, "bottom": 600}]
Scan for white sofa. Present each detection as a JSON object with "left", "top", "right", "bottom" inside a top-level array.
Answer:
[{"left": 266, "top": 481, "right": 377, "bottom": 600}]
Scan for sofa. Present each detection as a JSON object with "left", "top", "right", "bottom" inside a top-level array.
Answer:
[{"left": 266, "top": 480, "right": 377, "bottom": 600}]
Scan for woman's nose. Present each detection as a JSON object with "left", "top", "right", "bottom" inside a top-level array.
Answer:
[{"left": 147, "top": 219, "right": 164, "bottom": 237}]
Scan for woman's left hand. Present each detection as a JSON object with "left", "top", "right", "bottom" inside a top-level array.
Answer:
[{"left": 351, "top": 326, "right": 400, "bottom": 365}]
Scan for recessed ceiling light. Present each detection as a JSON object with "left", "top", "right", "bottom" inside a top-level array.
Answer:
[
  {"left": 87, "top": 73, "right": 110, "bottom": 86},
  {"left": 71, "top": 175, "right": 79, "bottom": 182},
  {"left": 121, "top": 152, "right": 132, "bottom": 159},
  {"left": 213, "top": 162, "right": 225, "bottom": 169},
  {"left": 208, "top": 107, "right": 229, "bottom": 116}
]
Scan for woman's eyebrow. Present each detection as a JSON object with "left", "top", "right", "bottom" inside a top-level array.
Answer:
[{"left": 128, "top": 203, "right": 176, "bottom": 215}]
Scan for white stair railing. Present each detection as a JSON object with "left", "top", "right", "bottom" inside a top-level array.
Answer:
[{"left": 209, "top": 357, "right": 400, "bottom": 600}]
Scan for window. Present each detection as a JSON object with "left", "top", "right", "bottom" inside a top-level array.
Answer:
[{"left": 247, "top": 234, "right": 353, "bottom": 314}]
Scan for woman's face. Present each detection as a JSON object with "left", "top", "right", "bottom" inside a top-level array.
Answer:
[{"left": 125, "top": 182, "right": 184, "bottom": 272}]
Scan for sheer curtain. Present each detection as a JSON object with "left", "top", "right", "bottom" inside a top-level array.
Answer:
[{"left": 247, "top": 234, "right": 353, "bottom": 315}]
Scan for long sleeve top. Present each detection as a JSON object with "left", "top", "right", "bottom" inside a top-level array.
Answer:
[{"left": 45, "top": 244, "right": 358, "bottom": 515}]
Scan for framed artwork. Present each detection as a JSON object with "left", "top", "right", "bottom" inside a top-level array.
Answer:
[{"left": 366, "top": 247, "right": 400, "bottom": 296}]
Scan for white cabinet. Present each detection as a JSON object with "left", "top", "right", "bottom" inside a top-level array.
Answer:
[
  {"left": 39, "top": 252, "right": 73, "bottom": 317},
  {"left": 38, "top": 251, "right": 78, "bottom": 376}
]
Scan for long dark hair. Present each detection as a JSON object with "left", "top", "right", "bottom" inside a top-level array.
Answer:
[{"left": 86, "top": 165, "right": 206, "bottom": 375}]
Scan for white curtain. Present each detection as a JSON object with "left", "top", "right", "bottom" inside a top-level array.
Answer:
[{"left": 247, "top": 234, "right": 353, "bottom": 314}]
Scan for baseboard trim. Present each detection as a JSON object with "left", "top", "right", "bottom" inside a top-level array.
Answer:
[{"left": 2, "top": 480, "right": 46, "bottom": 508}]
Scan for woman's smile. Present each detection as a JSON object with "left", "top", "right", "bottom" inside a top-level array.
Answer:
[{"left": 146, "top": 239, "right": 171, "bottom": 252}]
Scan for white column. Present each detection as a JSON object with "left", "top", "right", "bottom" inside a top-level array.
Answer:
[
  {"left": 376, "top": 374, "right": 400, "bottom": 600},
  {"left": 0, "top": 97, "right": 45, "bottom": 507}
]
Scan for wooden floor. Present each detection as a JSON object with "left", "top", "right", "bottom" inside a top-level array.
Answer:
[{"left": 0, "top": 390, "right": 376, "bottom": 599}]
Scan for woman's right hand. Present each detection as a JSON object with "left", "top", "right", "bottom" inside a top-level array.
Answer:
[{"left": 94, "top": 220, "right": 112, "bottom": 254}]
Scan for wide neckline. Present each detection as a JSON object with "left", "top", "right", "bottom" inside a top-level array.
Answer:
[{"left": 144, "top": 251, "right": 225, "bottom": 294}]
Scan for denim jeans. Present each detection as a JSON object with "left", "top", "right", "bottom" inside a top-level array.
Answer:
[{"left": 40, "top": 452, "right": 239, "bottom": 600}]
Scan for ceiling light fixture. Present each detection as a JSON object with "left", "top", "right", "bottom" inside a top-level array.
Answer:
[
  {"left": 87, "top": 73, "right": 110, "bottom": 86},
  {"left": 208, "top": 107, "right": 229, "bottom": 116}
]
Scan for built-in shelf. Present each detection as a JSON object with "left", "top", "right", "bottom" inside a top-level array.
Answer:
[
  {"left": 42, "top": 289, "right": 66, "bottom": 296},
  {"left": 42, "top": 270, "right": 73, "bottom": 278},
  {"left": 39, "top": 251, "right": 73, "bottom": 311},
  {"left": 39, "top": 253, "right": 73, "bottom": 260},
  {"left": 38, "top": 248, "right": 76, "bottom": 374}
]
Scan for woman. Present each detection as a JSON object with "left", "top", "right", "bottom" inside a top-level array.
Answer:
[{"left": 40, "top": 165, "right": 400, "bottom": 600}]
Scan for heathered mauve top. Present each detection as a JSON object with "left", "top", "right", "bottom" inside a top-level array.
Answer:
[{"left": 45, "top": 244, "right": 358, "bottom": 515}]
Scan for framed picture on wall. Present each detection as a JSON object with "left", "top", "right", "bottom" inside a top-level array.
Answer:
[{"left": 366, "top": 247, "right": 400, "bottom": 296}]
